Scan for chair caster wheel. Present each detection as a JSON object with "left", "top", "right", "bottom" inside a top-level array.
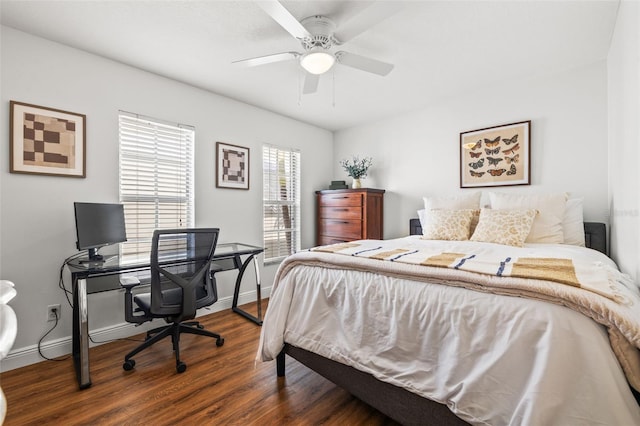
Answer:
[
  {"left": 123, "top": 359, "right": 136, "bottom": 371},
  {"left": 216, "top": 338, "right": 224, "bottom": 347},
  {"left": 176, "top": 362, "right": 187, "bottom": 373}
]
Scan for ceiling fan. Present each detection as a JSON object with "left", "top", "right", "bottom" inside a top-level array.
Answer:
[{"left": 234, "top": 0, "right": 401, "bottom": 94}]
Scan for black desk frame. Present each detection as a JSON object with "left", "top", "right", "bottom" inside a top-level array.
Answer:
[{"left": 68, "top": 243, "right": 264, "bottom": 389}]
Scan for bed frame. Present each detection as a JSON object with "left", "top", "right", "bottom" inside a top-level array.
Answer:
[{"left": 275, "top": 221, "right": 611, "bottom": 425}]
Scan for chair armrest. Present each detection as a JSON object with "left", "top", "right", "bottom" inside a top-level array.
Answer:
[
  {"left": 120, "top": 276, "right": 141, "bottom": 291},
  {"left": 0, "top": 280, "right": 15, "bottom": 288},
  {"left": 0, "top": 281, "right": 17, "bottom": 305}
]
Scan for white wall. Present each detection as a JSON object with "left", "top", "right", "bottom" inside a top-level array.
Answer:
[
  {"left": 334, "top": 62, "right": 609, "bottom": 241},
  {"left": 0, "top": 26, "right": 332, "bottom": 369},
  {"left": 608, "top": 1, "right": 640, "bottom": 281}
]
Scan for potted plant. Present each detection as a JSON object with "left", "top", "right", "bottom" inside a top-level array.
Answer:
[{"left": 339, "top": 156, "right": 372, "bottom": 189}]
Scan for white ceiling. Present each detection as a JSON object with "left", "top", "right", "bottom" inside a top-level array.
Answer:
[{"left": 0, "top": 0, "right": 619, "bottom": 131}]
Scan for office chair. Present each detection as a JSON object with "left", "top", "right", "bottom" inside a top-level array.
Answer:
[{"left": 121, "top": 228, "right": 224, "bottom": 373}]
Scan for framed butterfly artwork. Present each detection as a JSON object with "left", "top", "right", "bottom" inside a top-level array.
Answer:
[{"left": 459, "top": 120, "right": 531, "bottom": 188}]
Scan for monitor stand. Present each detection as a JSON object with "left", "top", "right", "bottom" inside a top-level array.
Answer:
[{"left": 77, "top": 248, "right": 115, "bottom": 265}]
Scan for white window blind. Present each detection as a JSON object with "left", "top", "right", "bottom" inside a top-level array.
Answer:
[
  {"left": 263, "top": 144, "right": 301, "bottom": 262},
  {"left": 119, "top": 112, "right": 195, "bottom": 264}
]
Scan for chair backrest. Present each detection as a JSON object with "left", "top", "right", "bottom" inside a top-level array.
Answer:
[{"left": 149, "top": 228, "right": 219, "bottom": 320}]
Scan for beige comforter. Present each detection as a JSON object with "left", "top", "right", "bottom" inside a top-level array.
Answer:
[
  {"left": 274, "top": 237, "right": 640, "bottom": 391},
  {"left": 259, "top": 237, "right": 640, "bottom": 424}
]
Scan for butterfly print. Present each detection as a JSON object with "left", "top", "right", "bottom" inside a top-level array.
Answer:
[
  {"left": 470, "top": 151, "right": 482, "bottom": 158},
  {"left": 470, "top": 170, "right": 485, "bottom": 177},
  {"left": 470, "top": 140, "right": 482, "bottom": 150},
  {"left": 469, "top": 158, "right": 485, "bottom": 169},
  {"left": 485, "top": 147, "right": 500, "bottom": 155},
  {"left": 503, "top": 134, "right": 518, "bottom": 145},
  {"left": 487, "top": 157, "right": 503, "bottom": 166},
  {"left": 503, "top": 143, "right": 520, "bottom": 155},
  {"left": 484, "top": 136, "right": 501, "bottom": 147},
  {"left": 488, "top": 168, "right": 506, "bottom": 176},
  {"left": 505, "top": 154, "right": 519, "bottom": 164},
  {"left": 507, "top": 164, "right": 517, "bottom": 175}
]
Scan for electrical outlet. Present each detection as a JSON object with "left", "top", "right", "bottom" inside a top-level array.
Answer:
[{"left": 47, "top": 304, "right": 61, "bottom": 322}]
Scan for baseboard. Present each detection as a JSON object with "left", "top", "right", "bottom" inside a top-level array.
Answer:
[{"left": 0, "top": 286, "right": 270, "bottom": 372}]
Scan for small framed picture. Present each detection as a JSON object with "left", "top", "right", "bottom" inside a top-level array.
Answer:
[
  {"left": 216, "top": 142, "right": 249, "bottom": 190},
  {"left": 460, "top": 120, "right": 531, "bottom": 188},
  {"left": 10, "top": 101, "right": 86, "bottom": 178}
]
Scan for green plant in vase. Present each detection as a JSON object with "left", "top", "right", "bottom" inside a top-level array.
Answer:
[{"left": 339, "top": 156, "right": 372, "bottom": 189}]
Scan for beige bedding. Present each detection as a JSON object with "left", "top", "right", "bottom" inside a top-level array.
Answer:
[
  {"left": 301, "top": 237, "right": 640, "bottom": 391},
  {"left": 259, "top": 237, "right": 640, "bottom": 424}
]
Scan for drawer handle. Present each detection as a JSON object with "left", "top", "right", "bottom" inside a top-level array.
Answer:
[
  {"left": 329, "top": 220, "right": 349, "bottom": 224},
  {"left": 331, "top": 196, "right": 350, "bottom": 199}
]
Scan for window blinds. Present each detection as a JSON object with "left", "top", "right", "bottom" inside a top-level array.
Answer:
[
  {"left": 263, "top": 144, "right": 301, "bottom": 262},
  {"left": 119, "top": 112, "right": 195, "bottom": 263}
]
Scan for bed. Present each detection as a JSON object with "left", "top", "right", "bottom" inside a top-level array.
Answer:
[{"left": 258, "top": 194, "right": 640, "bottom": 425}]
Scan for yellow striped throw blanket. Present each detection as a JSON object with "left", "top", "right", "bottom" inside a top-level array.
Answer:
[{"left": 313, "top": 240, "right": 622, "bottom": 302}]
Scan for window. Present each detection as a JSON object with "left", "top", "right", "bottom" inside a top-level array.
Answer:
[
  {"left": 263, "top": 144, "right": 301, "bottom": 262},
  {"left": 119, "top": 112, "right": 195, "bottom": 263}
]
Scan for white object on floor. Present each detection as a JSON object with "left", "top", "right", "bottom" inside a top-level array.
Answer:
[{"left": 0, "top": 279, "right": 18, "bottom": 424}]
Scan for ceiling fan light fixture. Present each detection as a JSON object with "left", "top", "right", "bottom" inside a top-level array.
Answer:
[{"left": 300, "top": 49, "right": 335, "bottom": 75}]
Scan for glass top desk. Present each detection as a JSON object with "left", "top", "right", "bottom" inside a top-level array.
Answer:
[{"left": 67, "top": 242, "right": 264, "bottom": 389}]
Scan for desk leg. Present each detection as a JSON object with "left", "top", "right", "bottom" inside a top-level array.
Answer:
[
  {"left": 231, "top": 254, "right": 263, "bottom": 325},
  {"left": 254, "top": 257, "right": 262, "bottom": 322},
  {"left": 72, "top": 277, "right": 91, "bottom": 389}
]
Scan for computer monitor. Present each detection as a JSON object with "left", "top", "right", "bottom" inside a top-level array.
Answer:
[{"left": 74, "top": 202, "right": 127, "bottom": 262}]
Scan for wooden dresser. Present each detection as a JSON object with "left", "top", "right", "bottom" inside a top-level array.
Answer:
[{"left": 316, "top": 188, "right": 385, "bottom": 246}]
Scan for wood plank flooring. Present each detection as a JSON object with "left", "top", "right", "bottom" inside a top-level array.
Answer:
[{"left": 1, "top": 302, "right": 398, "bottom": 425}]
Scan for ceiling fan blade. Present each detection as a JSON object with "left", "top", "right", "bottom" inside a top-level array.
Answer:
[
  {"left": 233, "top": 51, "right": 299, "bottom": 67},
  {"left": 303, "top": 73, "right": 319, "bottom": 94},
  {"left": 336, "top": 51, "right": 394, "bottom": 76},
  {"left": 256, "top": 0, "right": 312, "bottom": 40},
  {"left": 333, "top": 1, "right": 403, "bottom": 43}
]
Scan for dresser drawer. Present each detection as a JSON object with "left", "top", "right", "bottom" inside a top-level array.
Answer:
[
  {"left": 318, "top": 192, "right": 363, "bottom": 207},
  {"left": 319, "top": 206, "right": 362, "bottom": 220},
  {"left": 320, "top": 219, "right": 362, "bottom": 240},
  {"left": 318, "top": 235, "right": 354, "bottom": 245},
  {"left": 315, "top": 189, "right": 385, "bottom": 247}
]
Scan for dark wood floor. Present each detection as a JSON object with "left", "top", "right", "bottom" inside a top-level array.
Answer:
[{"left": 1, "top": 301, "right": 398, "bottom": 425}]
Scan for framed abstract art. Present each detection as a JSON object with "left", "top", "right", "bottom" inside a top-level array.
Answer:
[
  {"left": 216, "top": 141, "right": 249, "bottom": 190},
  {"left": 10, "top": 101, "right": 86, "bottom": 177},
  {"left": 460, "top": 120, "right": 530, "bottom": 188}
]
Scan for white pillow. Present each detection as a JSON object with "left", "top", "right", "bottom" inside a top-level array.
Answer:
[
  {"left": 417, "top": 209, "right": 427, "bottom": 231},
  {"left": 421, "top": 209, "right": 476, "bottom": 241},
  {"left": 423, "top": 192, "right": 481, "bottom": 234},
  {"left": 562, "top": 198, "right": 585, "bottom": 247},
  {"left": 423, "top": 192, "right": 481, "bottom": 210},
  {"left": 470, "top": 208, "right": 538, "bottom": 247},
  {"left": 489, "top": 192, "right": 567, "bottom": 244}
]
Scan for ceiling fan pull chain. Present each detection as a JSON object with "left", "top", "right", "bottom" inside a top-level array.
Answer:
[
  {"left": 332, "top": 68, "right": 336, "bottom": 108},
  {"left": 297, "top": 68, "right": 302, "bottom": 106}
]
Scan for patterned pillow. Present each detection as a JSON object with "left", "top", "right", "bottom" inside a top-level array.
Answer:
[
  {"left": 470, "top": 208, "right": 538, "bottom": 247},
  {"left": 422, "top": 209, "right": 476, "bottom": 241}
]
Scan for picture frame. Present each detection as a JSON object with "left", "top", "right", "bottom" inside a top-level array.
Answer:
[
  {"left": 216, "top": 141, "right": 249, "bottom": 190},
  {"left": 460, "top": 120, "right": 531, "bottom": 188},
  {"left": 10, "top": 100, "right": 86, "bottom": 178}
]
